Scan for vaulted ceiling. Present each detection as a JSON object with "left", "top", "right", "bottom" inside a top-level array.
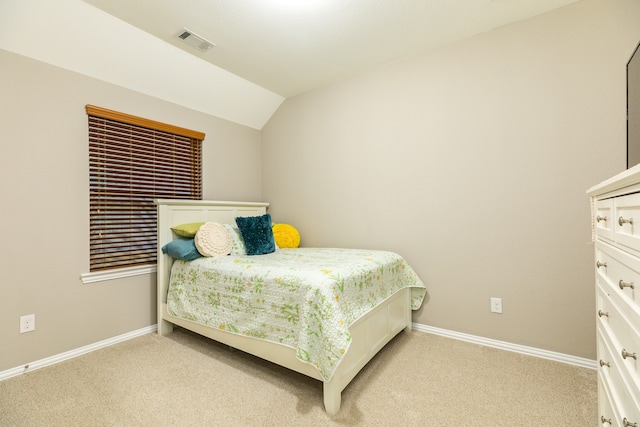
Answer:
[
  {"left": 82, "top": 0, "right": 579, "bottom": 98},
  {"left": 1, "top": 0, "right": 580, "bottom": 129}
]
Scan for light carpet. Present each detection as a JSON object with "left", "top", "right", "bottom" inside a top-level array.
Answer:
[{"left": 0, "top": 328, "right": 597, "bottom": 426}]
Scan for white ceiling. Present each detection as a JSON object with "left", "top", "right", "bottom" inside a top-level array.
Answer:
[{"left": 82, "top": 0, "right": 579, "bottom": 98}]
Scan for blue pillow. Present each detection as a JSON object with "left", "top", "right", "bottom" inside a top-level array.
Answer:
[
  {"left": 235, "top": 213, "right": 276, "bottom": 256},
  {"left": 161, "top": 238, "right": 202, "bottom": 261}
]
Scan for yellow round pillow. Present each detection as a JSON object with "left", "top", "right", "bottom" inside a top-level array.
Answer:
[{"left": 272, "top": 223, "right": 300, "bottom": 248}]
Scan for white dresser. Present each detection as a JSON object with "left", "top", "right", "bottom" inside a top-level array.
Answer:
[{"left": 589, "top": 164, "right": 640, "bottom": 426}]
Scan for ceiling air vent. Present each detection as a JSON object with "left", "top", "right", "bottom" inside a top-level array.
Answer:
[{"left": 177, "top": 28, "right": 215, "bottom": 51}]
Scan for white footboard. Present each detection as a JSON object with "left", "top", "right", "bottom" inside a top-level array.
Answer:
[
  {"left": 159, "top": 287, "right": 411, "bottom": 415},
  {"left": 322, "top": 287, "right": 411, "bottom": 415}
]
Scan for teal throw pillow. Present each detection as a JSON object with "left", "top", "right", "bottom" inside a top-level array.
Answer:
[
  {"left": 235, "top": 213, "right": 276, "bottom": 256},
  {"left": 161, "top": 238, "right": 202, "bottom": 261}
]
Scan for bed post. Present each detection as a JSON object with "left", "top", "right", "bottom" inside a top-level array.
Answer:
[
  {"left": 404, "top": 288, "right": 413, "bottom": 333},
  {"left": 155, "top": 200, "right": 174, "bottom": 336},
  {"left": 323, "top": 378, "right": 342, "bottom": 416}
]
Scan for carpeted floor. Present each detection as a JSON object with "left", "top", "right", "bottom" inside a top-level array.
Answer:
[{"left": 0, "top": 328, "right": 597, "bottom": 426}]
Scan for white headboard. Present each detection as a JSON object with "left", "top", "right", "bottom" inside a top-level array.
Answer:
[{"left": 154, "top": 199, "right": 269, "bottom": 329}]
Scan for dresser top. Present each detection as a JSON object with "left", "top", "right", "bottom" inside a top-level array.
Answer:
[{"left": 587, "top": 163, "right": 640, "bottom": 197}]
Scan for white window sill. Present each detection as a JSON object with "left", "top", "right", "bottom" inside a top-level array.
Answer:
[{"left": 80, "top": 264, "right": 157, "bottom": 284}]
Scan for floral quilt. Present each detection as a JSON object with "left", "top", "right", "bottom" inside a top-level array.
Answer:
[{"left": 166, "top": 247, "right": 426, "bottom": 380}]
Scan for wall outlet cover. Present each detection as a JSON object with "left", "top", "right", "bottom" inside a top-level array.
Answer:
[{"left": 20, "top": 314, "right": 35, "bottom": 333}]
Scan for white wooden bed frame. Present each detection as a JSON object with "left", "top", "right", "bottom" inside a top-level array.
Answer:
[{"left": 155, "top": 199, "right": 413, "bottom": 415}]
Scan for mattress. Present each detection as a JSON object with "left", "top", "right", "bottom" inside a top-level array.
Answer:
[{"left": 166, "top": 247, "right": 426, "bottom": 380}]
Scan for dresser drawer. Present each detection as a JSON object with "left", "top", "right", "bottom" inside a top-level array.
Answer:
[
  {"left": 598, "top": 325, "right": 640, "bottom": 426},
  {"left": 597, "top": 280, "right": 617, "bottom": 330},
  {"left": 614, "top": 192, "right": 640, "bottom": 256},
  {"left": 596, "top": 198, "right": 615, "bottom": 242},
  {"left": 606, "top": 293, "right": 640, "bottom": 402},
  {"left": 597, "top": 282, "right": 640, "bottom": 407},
  {"left": 598, "top": 372, "right": 619, "bottom": 426},
  {"left": 596, "top": 241, "right": 640, "bottom": 317}
]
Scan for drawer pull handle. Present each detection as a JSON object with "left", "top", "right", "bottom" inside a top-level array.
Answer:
[
  {"left": 619, "top": 280, "right": 635, "bottom": 290},
  {"left": 596, "top": 261, "right": 607, "bottom": 268},
  {"left": 619, "top": 216, "right": 634, "bottom": 226},
  {"left": 598, "top": 310, "right": 609, "bottom": 318},
  {"left": 599, "top": 360, "right": 611, "bottom": 368},
  {"left": 623, "top": 418, "right": 638, "bottom": 427},
  {"left": 597, "top": 215, "right": 608, "bottom": 223},
  {"left": 601, "top": 415, "right": 612, "bottom": 425},
  {"left": 622, "top": 349, "right": 637, "bottom": 360}
]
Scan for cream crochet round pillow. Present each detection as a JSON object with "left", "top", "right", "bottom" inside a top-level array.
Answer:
[{"left": 194, "top": 222, "right": 232, "bottom": 257}]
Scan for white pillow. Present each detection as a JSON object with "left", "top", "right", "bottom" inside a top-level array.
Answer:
[
  {"left": 194, "top": 222, "right": 232, "bottom": 257},
  {"left": 222, "top": 223, "right": 247, "bottom": 255}
]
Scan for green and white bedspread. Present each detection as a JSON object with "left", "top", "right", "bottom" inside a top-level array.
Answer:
[{"left": 166, "top": 247, "right": 426, "bottom": 381}]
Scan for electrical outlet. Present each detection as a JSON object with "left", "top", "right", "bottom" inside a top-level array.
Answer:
[
  {"left": 20, "top": 314, "right": 35, "bottom": 333},
  {"left": 490, "top": 297, "right": 503, "bottom": 314}
]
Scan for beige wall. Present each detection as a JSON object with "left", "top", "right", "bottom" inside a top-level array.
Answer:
[
  {"left": 0, "top": 50, "right": 262, "bottom": 371},
  {"left": 262, "top": 0, "right": 640, "bottom": 359}
]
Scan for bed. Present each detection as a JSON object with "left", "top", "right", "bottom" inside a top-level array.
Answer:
[{"left": 155, "top": 199, "right": 426, "bottom": 415}]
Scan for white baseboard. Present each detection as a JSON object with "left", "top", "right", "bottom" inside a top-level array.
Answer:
[
  {"left": 1, "top": 322, "right": 596, "bottom": 382},
  {"left": 413, "top": 323, "right": 597, "bottom": 370},
  {"left": 0, "top": 324, "right": 157, "bottom": 382}
]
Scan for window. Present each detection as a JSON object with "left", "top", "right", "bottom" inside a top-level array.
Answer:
[{"left": 86, "top": 105, "right": 203, "bottom": 273}]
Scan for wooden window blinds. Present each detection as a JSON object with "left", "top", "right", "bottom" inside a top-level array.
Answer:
[{"left": 87, "top": 105, "right": 203, "bottom": 272}]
